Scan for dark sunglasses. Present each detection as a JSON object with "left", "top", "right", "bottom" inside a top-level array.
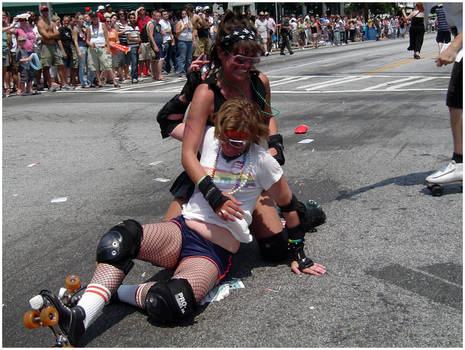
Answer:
[{"left": 224, "top": 48, "right": 260, "bottom": 66}]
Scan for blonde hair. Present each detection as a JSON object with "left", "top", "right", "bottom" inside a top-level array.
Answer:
[{"left": 214, "top": 97, "right": 269, "bottom": 144}]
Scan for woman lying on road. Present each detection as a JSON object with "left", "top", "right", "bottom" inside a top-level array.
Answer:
[{"left": 40, "top": 98, "right": 326, "bottom": 346}]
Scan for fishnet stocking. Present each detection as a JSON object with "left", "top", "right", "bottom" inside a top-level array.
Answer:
[
  {"left": 136, "top": 258, "right": 219, "bottom": 308},
  {"left": 137, "top": 222, "right": 182, "bottom": 269},
  {"left": 90, "top": 263, "right": 126, "bottom": 295},
  {"left": 173, "top": 257, "right": 219, "bottom": 302}
]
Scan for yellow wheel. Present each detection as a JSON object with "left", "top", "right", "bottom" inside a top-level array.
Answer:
[
  {"left": 40, "top": 306, "right": 59, "bottom": 326},
  {"left": 23, "top": 310, "right": 41, "bottom": 329},
  {"left": 65, "top": 275, "right": 81, "bottom": 291}
]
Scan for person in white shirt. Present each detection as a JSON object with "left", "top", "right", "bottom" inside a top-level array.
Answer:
[
  {"left": 160, "top": 9, "right": 174, "bottom": 74},
  {"left": 254, "top": 11, "right": 269, "bottom": 56}
]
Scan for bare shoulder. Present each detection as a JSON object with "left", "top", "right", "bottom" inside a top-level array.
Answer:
[{"left": 258, "top": 72, "right": 270, "bottom": 87}]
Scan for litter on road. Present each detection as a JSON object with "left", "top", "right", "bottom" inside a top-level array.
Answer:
[
  {"left": 27, "top": 162, "right": 40, "bottom": 167},
  {"left": 149, "top": 161, "right": 163, "bottom": 166},
  {"left": 153, "top": 178, "right": 170, "bottom": 183},
  {"left": 199, "top": 279, "right": 245, "bottom": 305},
  {"left": 298, "top": 139, "right": 314, "bottom": 144},
  {"left": 51, "top": 197, "right": 68, "bottom": 203}
]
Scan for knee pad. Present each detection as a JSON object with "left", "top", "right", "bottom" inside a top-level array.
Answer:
[
  {"left": 257, "top": 230, "right": 288, "bottom": 262},
  {"left": 145, "top": 278, "right": 196, "bottom": 324},
  {"left": 156, "top": 94, "right": 187, "bottom": 138},
  {"left": 96, "top": 219, "right": 143, "bottom": 274},
  {"left": 279, "top": 194, "right": 325, "bottom": 232}
]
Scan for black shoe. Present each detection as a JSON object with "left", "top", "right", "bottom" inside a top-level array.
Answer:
[
  {"left": 41, "top": 290, "right": 86, "bottom": 346},
  {"left": 280, "top": 52, "right": 285, "bottom": 55},
  {"left": 290, "top": 51, "right": 294, "bottom": 55},
  {"left": 414, "top": 54, "right": 420, "bottom": 59}
]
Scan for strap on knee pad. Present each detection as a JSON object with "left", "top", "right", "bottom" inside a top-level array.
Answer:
[
  {"left": 145, "top": 278, "right": 196, "bottom": 324},
  {"left": 257, "top": 230, "right": 288, "bottom": 262},
  {"left": 96, "top": 219, "right": 143, "bottom": 274}
]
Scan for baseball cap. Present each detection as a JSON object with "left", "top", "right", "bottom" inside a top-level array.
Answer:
[
  {"left": 195, "top": 6, "right": 202, "bottom": 12},
  {"left": 98, "top": 5, "right": 105, "bottom": 11},
  {"left": 203, "top": 6, "right": 210, "bottom": 11},
  {"left": 40, "top": 5, "right": 49, "bottom": 11},
  {"left": 18, "top": 35, "right": 27, "bottom": 41},
  {"left": 84, "top": 7, "right": 91, "bottom": 12},
  {"left": 106, "top": 4, "right": 112, "bottom": 8}
]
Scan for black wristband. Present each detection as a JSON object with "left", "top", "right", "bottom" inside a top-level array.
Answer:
[
  {"left": 267, "top": 134, "right": 285, "bottom": 165},
  {"left": 198, "top": 176, "right": 228, "bottom": 211}
]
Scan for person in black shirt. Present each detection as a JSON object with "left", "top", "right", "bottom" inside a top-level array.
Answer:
[
  {"left": 279, "top": 14, "right": 293, "bottom": 55},
  {"left": 58, "top": 15, "right": 77, "bottom": 87}
]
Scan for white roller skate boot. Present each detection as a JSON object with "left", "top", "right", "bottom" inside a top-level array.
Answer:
[{"left": 425, "top": 160, "right": 463, "bottom": 196}]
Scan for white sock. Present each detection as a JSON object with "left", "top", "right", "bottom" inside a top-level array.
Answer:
[
  {"left": 117, "top": 283, "right": 147, "bottom": 309},
  {"left": 77, "top": 283, "right": 111, "bottom": 329}
]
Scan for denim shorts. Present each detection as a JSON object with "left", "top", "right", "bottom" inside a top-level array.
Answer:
[{"left": 170, "top": 216, "right": 232, "bottom": 281}]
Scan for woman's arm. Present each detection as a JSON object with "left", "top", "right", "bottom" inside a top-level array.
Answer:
[
  {"left": 267, "top": 176, "right": 326, "bottom": 276},
  {"left": 181, "top": 84, "right": 213, "bottom": 184}
]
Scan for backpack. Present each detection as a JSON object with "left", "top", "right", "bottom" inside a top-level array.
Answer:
[{"left": 140, "top": 23, "right": 149, "bottom": 43}]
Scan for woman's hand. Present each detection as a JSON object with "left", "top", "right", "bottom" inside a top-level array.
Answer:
[
  {"left": 216, "top": 194, "right": 244, "bottom": 221},
  {"left": 291, "top": 261, "right": 326, "bottom": 275}
]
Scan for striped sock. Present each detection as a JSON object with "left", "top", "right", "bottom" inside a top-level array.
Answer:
[
  {"left": 77, "top": 283, "right": 111, "bottom": 329},
  {"left": 117, "top": 283, "right": 152, "bottom": 309}
]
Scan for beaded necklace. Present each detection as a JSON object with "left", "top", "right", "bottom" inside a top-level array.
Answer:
[{"left": 209, "top": 143, "right": 253, "bottom": 195}]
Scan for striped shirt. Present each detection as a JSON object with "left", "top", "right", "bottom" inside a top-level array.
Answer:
[
  {"left": 435, "top": 6, "right": 451, "bottom": 32},
  {"left": 125, "top": 24, "right": 140, "bottom": 48}
]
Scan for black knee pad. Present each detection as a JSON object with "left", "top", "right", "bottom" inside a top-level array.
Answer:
[
  {"left": 257, "top": 230, "right": 288, "bottom": 262},
  {"left": 156, "top": 94, "right": 187, "bottom": 138},
  {"left": 145, "top": 278, "right": 196, "bottom": 324},
  {"left": 279, "top": 194, "right": 326, "bottom": 232},
  {"left": 96, "top": 219, "right": 143, "bottom": 274}
]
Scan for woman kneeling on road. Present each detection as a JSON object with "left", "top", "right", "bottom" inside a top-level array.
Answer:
[{"left": 37, "top": 97, "right": 326, "bottom": 347}]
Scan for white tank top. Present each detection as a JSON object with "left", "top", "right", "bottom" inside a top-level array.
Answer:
[
  {"left": 89, "top": 22, "right": 105, "bottom": 47},
  {"left": 178, "top": 17, "right": 193, "bottom": 42}
]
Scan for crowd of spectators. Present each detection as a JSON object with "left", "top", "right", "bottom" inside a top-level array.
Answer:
[{"left": 2, "top": 3, "right": 438, "bottom": 97}]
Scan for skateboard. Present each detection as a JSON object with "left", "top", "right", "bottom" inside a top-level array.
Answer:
[
  {"left": 23, "top": 275, "right": 83, "bottom": 347},
  {"left": 426, "top": 180, "right": 463, "bottom": 196}
]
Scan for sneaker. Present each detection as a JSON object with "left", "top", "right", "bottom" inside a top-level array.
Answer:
[
  {"left": 48, "top": 87, "right": 57, "bottom": 92},
  {"left": 426, "top": 160, "right": 463, "bottom": 185},
  {"left": 62, "top": 85, "right": 72, "bottom": 90},
  {"left": 280, "top": 52, "right": 285, "bottom": 55},
  {"left": 40, "top": 290, "right": 86, "bottom": 346}
]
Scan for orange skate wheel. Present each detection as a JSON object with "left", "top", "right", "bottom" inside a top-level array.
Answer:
[
  {"left": 23, "top": 310, "right": 41, "bottom": 329},
  {"left": 40, "top": 306, "right": 59, "bottom": 326},
  {"left": 65, "top": 275, "right": 81, "bottom": 291}
]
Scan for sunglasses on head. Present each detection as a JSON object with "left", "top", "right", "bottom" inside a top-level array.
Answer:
[{"left": 224, "top": 49, "right": 260, "bottom": 66}]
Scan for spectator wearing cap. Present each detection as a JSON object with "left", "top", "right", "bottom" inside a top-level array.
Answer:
[
  {"left": 265, "top": 12, "right": 276, "bottom": 52},
  {"left": 255, "top": 11, "right": 270, "bottom": 56},
  {"left": 37, "top": 5, "right": 67, "bottom": 91},
  {"left": 191, "top": 5, "right": 211, "bottom": 59},
  {"left": 84, "top": 7, "right": 92, "bottom": 14},
  {"left": 105, "top": 4, "right": 116, "bottom": 18},
  {"left": 135, "top": 4, "right": 151, "bottom": 77},
  {"left": 16, "top": 35, "right": 37, "bottom": 95},
  {"left": 86, "top": 11, "right": 111, "bottom": 87},
  {"left": 97, "top": 5, "right": 105, "bottom": 22}
]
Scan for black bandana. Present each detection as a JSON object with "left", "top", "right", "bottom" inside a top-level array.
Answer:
[{"left": 220, "top": 28, "right": 258, "bottom": 48}]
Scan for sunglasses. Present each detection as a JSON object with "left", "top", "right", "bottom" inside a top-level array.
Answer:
[
  {"left": 224, "top": 49, "right": 260, "bottom": 66},
  {"left": 224, "top": 130, "right": 250, "bottom": 148}
]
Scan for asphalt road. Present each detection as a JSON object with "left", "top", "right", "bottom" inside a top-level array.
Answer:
[{"left": 3, "top": 33, "right": 462, "bottom": 347}]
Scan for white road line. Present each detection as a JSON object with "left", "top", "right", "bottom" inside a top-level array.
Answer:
[
  {"left": 298, "top": 75, "right": 366, "bottom": 90},
  {"left": 271, "top": 76, "right": 311, "bottom": 87},
  {"left": 305, "top": 75, "right": 370, "bottom": 91},
  {"left": 387, "top": 76, "right": 436, "bottom": 90},
  {"left": 363, "top": 76, "right": 418, "bottom": 91}
]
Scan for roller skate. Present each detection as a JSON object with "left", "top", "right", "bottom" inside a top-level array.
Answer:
[
  {"left": 23, "top": 275, "right": 86, "bottom": 347},
  {"left": 279, "top": 199, "right": 326, "bottom": 231},
  {"left": 425, "top": 160, "right": 463, "bottom": 196}
]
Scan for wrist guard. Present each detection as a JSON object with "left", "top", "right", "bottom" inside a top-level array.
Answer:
[
  {"left": 267, "top": 134, "right": 285, "bottom": 165},
  {"left": 198, "top": 175, "right": 228, "bottom": 212},
  {"left": 287, "top": 224, "right": 314, "bottom": 271}
]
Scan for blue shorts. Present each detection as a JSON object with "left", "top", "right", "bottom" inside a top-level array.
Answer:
[{"left": 170, "top": 216, "right": 232, "bottom": 281}]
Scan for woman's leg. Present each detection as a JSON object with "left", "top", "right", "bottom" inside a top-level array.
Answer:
[
  {"left": 164, "top": 197, "right": 186, "bottom": 221},
  {"left": 77, "top": 221, "right": 182, "bottom": 328},
  {"left": 250, "top": 192, "right": 283, "bottom": 239}
]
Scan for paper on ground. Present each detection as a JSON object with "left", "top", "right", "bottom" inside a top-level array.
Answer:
[
  {"left": 298, "top": 139, "right": 314, "bottom": 144},
  {"left": 27, "top": 162, "right": 40, "bottom": 167},
  {"left": 153, "top": 178, "right": 170, "bottom": 183},
  {"left": 51, "top": 197, "right": 68, "bottom": 203},
  {"left": 199, "top": 279, "right": 244, "bottom": 305},
  {"left": 149, "top": 161, "right": 163, "bottom": 166}
]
